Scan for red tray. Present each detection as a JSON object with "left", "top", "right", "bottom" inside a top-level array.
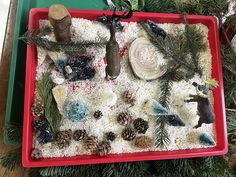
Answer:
[{"left": 22, "top": 8, "right": 228, "bottom": 168}]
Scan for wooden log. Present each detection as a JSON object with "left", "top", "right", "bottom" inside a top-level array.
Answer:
[{"left": 48, "top": 4, "right": 72, "bottom": 42}]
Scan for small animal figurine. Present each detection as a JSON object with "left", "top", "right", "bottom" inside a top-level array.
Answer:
[
  {"left": 105, "top": 8, "right": 133, "bottom": 80},
  {"left": 185, "top": 79, "right": 218, "bottom": 128}
]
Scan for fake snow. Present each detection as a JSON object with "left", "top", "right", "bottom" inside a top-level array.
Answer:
[{"left": 34, "top": 18, "right": 215, "bottom": 158}]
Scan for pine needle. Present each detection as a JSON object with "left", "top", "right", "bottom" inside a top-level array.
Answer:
[
  {"left": 0, "top": 147, "right": 22, "bottom": 172},
  {"left": 37, "top": 71, "right": 62, "bottom": 133}
]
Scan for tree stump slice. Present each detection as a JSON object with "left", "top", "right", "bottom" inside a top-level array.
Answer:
[{"left": 128, "top": 37, "right": 167, "bottom": 81}]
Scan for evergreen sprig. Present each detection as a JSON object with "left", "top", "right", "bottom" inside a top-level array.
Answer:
[
  {"left": 184, "top": 17, "right": 208, "bottom": 76},
  {"left": 142, "top": 22, "right": 198, "bottom": 79},
  {"left": 37, "top": 162, "right": 151, "bottom": 177},
  {"left": 151, "top": 156, "right": 233, "bottom": 177},
  {"left": 37, "top": 71, "right": 62, "bottom": 133},
  {"left": 144, "top": 0, "right": 229, "bottom": 17},
  {"left": 155, "top": 116, "right": 170, "bottom": 149},
  {"left": 19, "top": 29, "right": 107, "bottom": 56},
  {"left": 227, "top": 112, "right": 236, "bottom": 145},
  {"left": 0, "top": 147, "right": 22, "bottom": 171}
]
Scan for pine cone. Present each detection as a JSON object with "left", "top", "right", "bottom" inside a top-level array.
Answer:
[
  {"left": 117, "top": 112, "right": 133, "bottom": 126},
  {"left": 133, "top": 118, "right": 149, "bottom": 134},
  {"left": 56, "top": 130, "right": 73, "bottom": 149},
  {"left": 31, "top": 148, "right": 42, "bottom": 159},
  {"left": 94, "top": 110, "right": 103, "bottom": 119},
  {"left": 31, "top": 101, "right": 44, "bottom": 117},
  {"left": 32, "top": 118, "right": 46, "bottom": 131},
  {"left": 172, "top": 71, "right": 185, "bottom": 82},
  {"left": 73, "top": 129, "right": 88, "bottom": 141},
  {"left": 105, "top": 132, "right": 116, "bottom": 141},
  {"left": 122, "top": 127, "right": 136, "bottom": 141},
  {"left": 85, "top": 136, "right": 99, "bottom": 152},
  {"left": 123, "top": 90, "right": 136, "bottom": 106},
  {"left": 98, "top": 141, "right": 111, "bottom": 156},
  {"left": 134, "top": 136, "right": 153, "bottom": 149}
]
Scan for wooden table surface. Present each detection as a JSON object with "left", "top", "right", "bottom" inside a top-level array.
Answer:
[{"left": 0, "top": 0, "right": 26, "bottom": 176}]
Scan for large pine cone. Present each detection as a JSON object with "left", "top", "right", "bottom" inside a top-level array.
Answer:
[
  {"left": 73, "top": 129, "right": 88, "bottom": 141},
  {"left": 134, "top": 136, "right": 153, "bottom": 149},
  {"left": 98, "top": 141, "right": 111, "bottom": 156},
  {"left": 122, "top": 127, "right": 136, "bottom": 141},
  {"left": 133, "top": 118, "right": 149, "bottom": 134},
  {"left": 56, "top": 130, "right": 73, "bottom": 149},
  {"left": 117, "top": 112, "right": 133, "bottom": 126},
  {"left": 31, "top": 101, "right": 44, "bottom": 117},
  {"left": 123, "top": 90, "right": 136, "bottom": 106},
  {"left": 85, "top": 136, "right": 99, "bottom": 152}
]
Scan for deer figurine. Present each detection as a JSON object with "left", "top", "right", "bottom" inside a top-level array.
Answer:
[
  {"left": 105, "top": 8, "right": 132, "bottom": 80},
  {"left": 185, "top": 80, "right": 218, "bottom": 128}
]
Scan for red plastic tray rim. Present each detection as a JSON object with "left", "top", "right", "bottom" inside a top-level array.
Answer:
[{"left": 22, "top": 8, "right": 228, "bottom": 168}]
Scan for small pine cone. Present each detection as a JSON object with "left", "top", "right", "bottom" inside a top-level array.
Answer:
[
  {"left": 56, "top": 130, "right": 73, "bottom": 149},
  {"left": 31, "top": 101, "right": 44, "bottom": 117},
  {"left": 122, "top": 127, "right": 136, "bottom": 141},
  {"left": 94, "top": 110, "right": 103, "bottom": 119},
  {"left": 85, "top": 136, "right": 99, "bottom": 152},
  {"left": 133, "top": 118, "right": 149, "bottom": 134},
  {"left": 123, "top": 90, "right": 136, "bottom": 106},
  {"left": 31, "top": 148, "right": 42, "bottom": 159},
  {"left": 73, "top": 129, "right": 88, "bottom": 141},
  {"left": 105, "top": 132, "right": 116, "bottom": 141},
  {"left": 117, "top": 112, "right": 133, "bottom": 126},
  {"left": 134, "top": 136, "right": 153, "bottom": 149},
  {"left": 32, "top": 119, "right": 44, "bottom": 131},
  {"left": 98, "top": 141, "right": 111, "bottom": 156},
  {"left": 172, "top": 71, "right": 185, "bottom": 82}
]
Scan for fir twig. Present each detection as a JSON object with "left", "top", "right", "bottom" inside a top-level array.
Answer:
[
  {"left": 0, "top": 147, "right": 22, "bottom": 172},
  {"left": 155, "top": 116, "right": 170, "bottom": 149},
  {"left": 37, "top": 71, "right": 62, "bottom": 133},
  {"left": 141, "top": 22, "right": 196, "bottom": 79},
  {"left": 227, "top": 112, "right": 236, "bottom": 145},
  {"left": 184, "top": 16, "right": 207, "bottom": 76},
  {"left": 19, "top": 29, "right": 107, "bottom": 56},
  {"left": 4, "top": 122, "right": 22, "bottom": 143}
]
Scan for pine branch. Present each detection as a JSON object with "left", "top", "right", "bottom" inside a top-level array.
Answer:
[
  {"left": 37, "top": 71, "right": 62, "bottom": 133},
  {"left": 19, "top": 29, "right": 107, "bottom": 56},
  {"left": 151, "top": 156, "right": 233, "bottom": 177},
  {"left": 0, "top": 147, "right": 22, "bottom": 172},
  {"left": 4, "top": 122, "right": 22, "bottom": 143},
  {"left": 141, "top": 22, "right": 196, "bottom": 79},
  {"left": 38, "top": 162, "right": 151, "bottom": 177},
  {"left": 144, "top": 0, "right": 229, "bottom": 17},
  {"left": 184, "top": 16, "right": 208, "bottom": 76},
  {"left": 155, "top": 116, "right": 170, "bottom": 149},
  {"left": 227, "top": 112, "right": 236, "bottom": 145}
]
